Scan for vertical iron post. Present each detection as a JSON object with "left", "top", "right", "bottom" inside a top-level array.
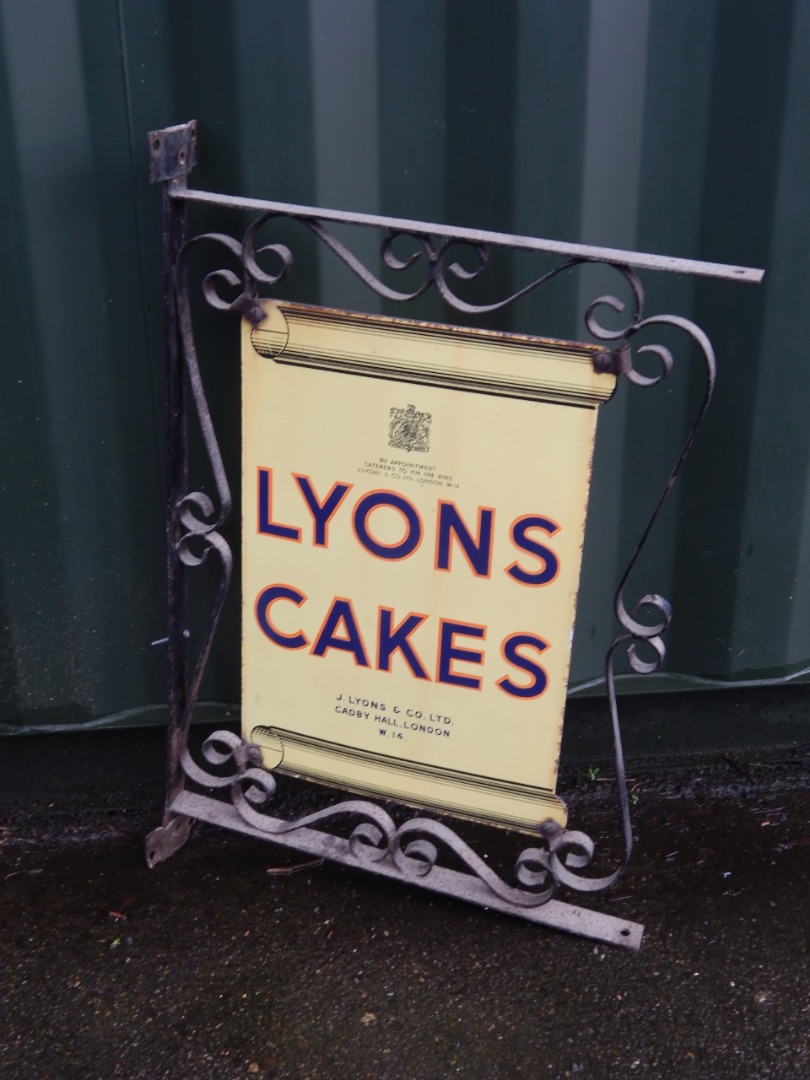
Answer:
[{"left": 148, "top": 123, "right": 198, "bottom": 816}]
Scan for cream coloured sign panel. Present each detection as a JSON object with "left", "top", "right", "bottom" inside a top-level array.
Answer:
[{"left": 242, "top": 302, "right": 615, "bottom": 831}]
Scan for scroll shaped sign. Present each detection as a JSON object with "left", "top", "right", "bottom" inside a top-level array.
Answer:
[{"left": 242, "top": 303, "right": 616, "bottom": 832}]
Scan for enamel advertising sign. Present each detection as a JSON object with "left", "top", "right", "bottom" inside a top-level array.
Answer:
[{"left": 242, "top": 302, "right": 615, "bottom": 831}]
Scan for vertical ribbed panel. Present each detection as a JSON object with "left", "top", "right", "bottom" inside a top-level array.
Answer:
[{"left": 0, "top": 0, "right": 807, "bottom": 732}]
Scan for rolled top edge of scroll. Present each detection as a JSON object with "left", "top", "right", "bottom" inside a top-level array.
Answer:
[
  {"left": 250, "top": 303, "right": 289, "bottom": 358},
  {"left": 249, "top": 725, "right": 285, "bottom": 769}
]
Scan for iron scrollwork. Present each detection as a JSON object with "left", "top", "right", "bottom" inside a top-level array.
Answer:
[
  {"left": 179, "top": 730, "right": 623, "bottom": 907},
  {"left": 179, "top": 209, "right": 647, "bottom": 324},
  {"left": 172, "top": 211, "right": 714, "bottom": 892},
  {"left": 585, "top": 287, "right": 717, "bottom": 877}
]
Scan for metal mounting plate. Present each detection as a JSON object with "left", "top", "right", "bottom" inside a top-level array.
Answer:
[{"left": 149, "top": 121, "right": 197, "bottom": 183}]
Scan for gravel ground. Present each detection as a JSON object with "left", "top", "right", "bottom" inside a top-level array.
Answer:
[{"left": 1, "top": 740, "right": 809, "bottom": 1080}]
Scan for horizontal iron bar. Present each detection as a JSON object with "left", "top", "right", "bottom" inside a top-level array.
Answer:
[
  {"left": 171, "top": 790, "right": 644, "bottom": 950},
  {"left": 170, "top": 182, "right": 762, "bottom": 284}
]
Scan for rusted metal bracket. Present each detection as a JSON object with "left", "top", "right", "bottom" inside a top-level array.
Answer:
[
  {"left": 145, "top": 812, "right": 193, "bottom": 868},
  {"left": 167, "top": 730, "right": 644, "bottom": 949},
  {"left": 171, "top": 787, "right": 644, "bottom": 949},
  {"left": 149, "top": 120, "right": 197, "bottom": 184},
  {"left": 146, "top": 120, "right": 763, "bottom": 950}
]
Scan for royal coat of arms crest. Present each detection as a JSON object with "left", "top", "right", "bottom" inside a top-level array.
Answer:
[{"left": 389, "top": 403, "right": 431, "bottom": 453}]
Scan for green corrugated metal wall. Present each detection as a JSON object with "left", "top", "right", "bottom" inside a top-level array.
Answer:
[{"left": 2, "top": 0, "right": 810, "bottom": 734}]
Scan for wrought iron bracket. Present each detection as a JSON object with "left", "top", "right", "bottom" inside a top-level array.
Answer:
[
  {"left": 148, "top": 729, "right": 644, "bottom": 949},
  {"left": 146, "top": 120, "right": 763, "bottom": 951}
]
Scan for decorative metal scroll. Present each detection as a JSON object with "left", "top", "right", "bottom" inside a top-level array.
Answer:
[
  {"left": 145, "top": 120, "right": 761, "bottom": 949},
  {"left": 177, "top": 729, "right": 609, "bottom": 906}
]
